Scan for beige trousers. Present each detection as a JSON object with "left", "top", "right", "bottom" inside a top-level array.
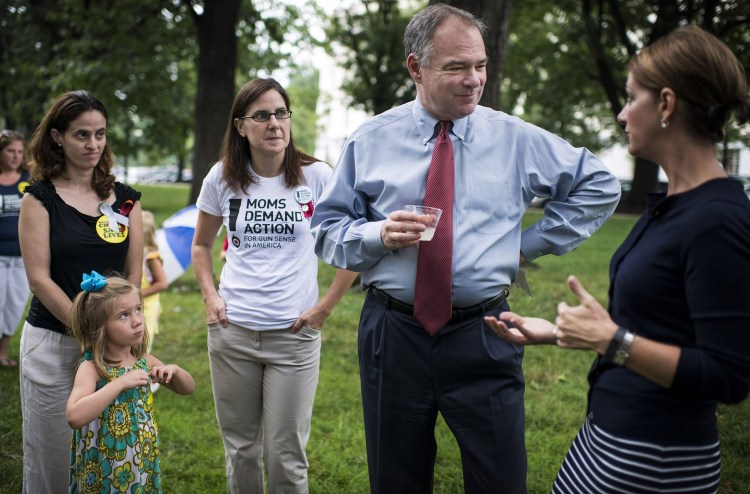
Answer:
[
  {"left": 207, "top": 321, "right": 321, "bottom": 494},
  {"left": 20, "top": 323, "right": 79, "bottom": 494}
]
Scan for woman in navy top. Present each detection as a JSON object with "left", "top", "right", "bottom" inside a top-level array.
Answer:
[
  {"left": 0, "top": 129, "right": 29, "bottom": 368},
  {"left": 486, "top": 26, "right": 750, "bottom": 493}
]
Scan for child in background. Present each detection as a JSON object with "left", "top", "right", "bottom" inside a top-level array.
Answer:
[
  {"left": 66, "top": 272, "right": 195, "bottom": 493},
  {"left": 141, "top": 211, "right": 167, "bottom": 355},
  {"left": 0, "top": 129, "right": 29, "bottom": 368}
]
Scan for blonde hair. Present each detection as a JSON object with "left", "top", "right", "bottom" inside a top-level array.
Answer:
[
  {"left": 142, "top": 210, "right": 158, "bottom": 250},
  {"left": 69, "top": 276, "right": 149, "bottom": 381}
]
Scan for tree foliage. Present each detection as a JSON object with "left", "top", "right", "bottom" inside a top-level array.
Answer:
[
  {"left": 5, "top": 1, "right": 747, "bottom": 212},
  {"left": 503, "top": 0, "right": 617, "bottom": 150},
  {"left": 325, "top": 0, "right": 512, "bottom": 113},
  {"left": 287, "top": 66, "right": 321, "bottom": 157},
  {"left": 1, "top": 0, "right": 320, "bottom": 203},
  {"left": 324, "top": 0, "right": 417, "bottom": 115},
  {"left": 0, "top": 0, "right": 196, "bottom": 164},
  {"left": 506, "top": 0, "right": 750, "bottom": 212}
]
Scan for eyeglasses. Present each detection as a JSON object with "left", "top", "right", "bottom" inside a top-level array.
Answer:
[{"left": 238, "top": 109, "right": 292, "bottom": 122}]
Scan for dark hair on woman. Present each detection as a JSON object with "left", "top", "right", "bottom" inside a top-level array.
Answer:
[
  {"left": 0, "top": 130, "right": 26, "bottom": 173},
  {"left": 27, "top": 90, "right": 116, "bottom": 198},
  {"left": 629, "top": 25, "right": 750, "bottom": 142},
  {"left": 219, "top": 78, "right": 321, "bottom": 193}
]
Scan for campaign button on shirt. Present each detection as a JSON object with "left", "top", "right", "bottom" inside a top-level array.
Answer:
[{"left": 294, "top": 186, "right": 313, "bottom": 204}]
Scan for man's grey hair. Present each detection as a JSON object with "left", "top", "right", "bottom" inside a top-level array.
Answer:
[{"left": 404, "top": 4, "right": 486, "bottom": 66}]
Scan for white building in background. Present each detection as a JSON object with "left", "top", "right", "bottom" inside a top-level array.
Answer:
[
  {"left": 307, "top": 0, "right": 370, "bottom": 166},
  {"left": 312, "top": 0, "right": 423, "bottom": 166},
  {"left": 314, "top": 50, "right": 369, "bottom": 165},
  {"left": 599, "top": 142, "right": 750, "bottom": 181},
  {"left": 723, "top": 142, "right": 750, "bottom": 179},
  {"left": 598, "top": 144, "right": 636, "bottom": 180}
]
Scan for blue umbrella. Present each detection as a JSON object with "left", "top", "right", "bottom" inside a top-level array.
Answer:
[{"left": 155, "top": 205, "right": 198, "bottom": 283}]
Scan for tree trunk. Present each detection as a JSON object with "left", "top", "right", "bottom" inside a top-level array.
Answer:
[
  {"left": 618, "top": 156, "right": 660, "bottom": 213},
  {"left": 429, "top": 0, "right": 511, "bottom": 110},
  {"left": 188, "top": 0, "right": 242, "bottom": 204},
  {"left": 177, "top": 154, "right": 186, "bottom": 183}
]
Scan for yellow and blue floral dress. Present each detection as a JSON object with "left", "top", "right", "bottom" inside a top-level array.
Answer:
[{"left": 70, "top": 351, "right": 160, "bottom": 494}]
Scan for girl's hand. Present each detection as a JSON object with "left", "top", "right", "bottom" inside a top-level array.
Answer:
[
  {"left": 485, "top": 311, "right": 558, "bottom": 345},
  {"left": 118, "top": 369, "right": 150, "bottom": 391},
  {"left": 150, "top": 364, "right": 178, "bottom": 384},
  {"left": 146, "top": 360, "right": 195, "bottom": 395}
]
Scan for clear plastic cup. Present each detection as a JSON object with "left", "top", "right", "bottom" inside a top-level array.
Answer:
[{"left": 403, "top": 205, "right": 442, "bottom": 241}]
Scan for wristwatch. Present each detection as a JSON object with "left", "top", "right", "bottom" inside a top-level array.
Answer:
[{"left": 604, "top": 327, "right": 635, "bottom": 366}]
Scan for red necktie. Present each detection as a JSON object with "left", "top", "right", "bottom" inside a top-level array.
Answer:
[{"left": 413, "top": 120, "right": 454, "bottom": 335}]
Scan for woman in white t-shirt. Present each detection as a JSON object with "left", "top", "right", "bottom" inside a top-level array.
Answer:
[{"left": 192, "top": 78, "right": 357, "bottom": 494}]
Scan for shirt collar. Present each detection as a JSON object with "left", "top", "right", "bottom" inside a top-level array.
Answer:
[{"left": 411, "top": 98, "right": 469, "bottom": 145}]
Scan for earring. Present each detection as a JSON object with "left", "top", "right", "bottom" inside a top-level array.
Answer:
[{"left": 660, "top": 120, "right": 669, "bottom": 129}]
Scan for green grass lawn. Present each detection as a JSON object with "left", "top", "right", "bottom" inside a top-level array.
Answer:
[{"left": 1, "top": 183, "right": 748, "bottom": 493}]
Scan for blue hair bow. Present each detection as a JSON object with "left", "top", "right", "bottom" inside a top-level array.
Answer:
[{"left": 80, "top": 271, "right": 107, "bottom": 292}]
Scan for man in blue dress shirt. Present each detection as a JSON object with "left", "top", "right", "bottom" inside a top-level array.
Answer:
[{"left": 311, "top": 4, "right": 620, "bottom": 493}]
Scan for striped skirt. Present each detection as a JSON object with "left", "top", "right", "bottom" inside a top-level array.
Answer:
[{"left": 551, "top": 419, "right": 721, "bottom": 494}]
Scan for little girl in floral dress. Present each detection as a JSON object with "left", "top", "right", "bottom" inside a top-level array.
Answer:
[{"left": 66, "top": 272, "right": 194, "bottom": 493}]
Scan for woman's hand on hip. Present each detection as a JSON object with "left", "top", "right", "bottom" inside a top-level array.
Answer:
[
  {"left": 291, "top": 305, "right": 330, "bottom": 333},
  {"left": 205, "top": 294, "right": 228, "bottom": 328}
]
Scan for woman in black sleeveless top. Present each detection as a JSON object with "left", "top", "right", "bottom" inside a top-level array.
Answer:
[{"left": 18, "top": 90, "right": 143, "bottom": 494}]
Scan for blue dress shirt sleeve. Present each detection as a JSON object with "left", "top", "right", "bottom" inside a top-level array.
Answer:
[
  {"left": 310, "top": 139, "right": 394, "bottom": 271},
  {"left": 519, "top": 127, "right": 622, "bottom": 261}
]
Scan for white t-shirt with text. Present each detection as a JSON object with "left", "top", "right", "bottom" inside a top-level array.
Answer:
[{"left": 197, "top": 161, "right": 332, "bottom": 330}]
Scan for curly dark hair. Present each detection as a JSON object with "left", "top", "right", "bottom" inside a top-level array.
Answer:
[{"left": 27, "top": 90, "right": 116, "bottom": 198}]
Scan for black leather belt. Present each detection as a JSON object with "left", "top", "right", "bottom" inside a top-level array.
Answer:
[{"left": 368, "top": 286, "right": 509, "bottom": 322}]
